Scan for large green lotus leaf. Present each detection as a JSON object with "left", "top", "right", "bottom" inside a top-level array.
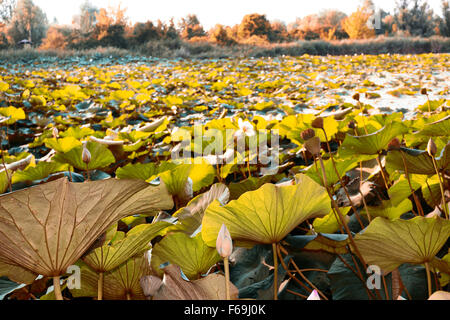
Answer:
[
  {"left": 305, "top": 158, "right": 357, "bottom": 188},
  {"left": 153, "top": 264, "right": 239, "bottom": 300},
  {"left": 339, "top": 122, "right": 408, "bottom": 158},
  {"left": 386, "top": 143, "right": 450, "bottom": 176},
  {"left": 171, "top": 183, "right": 229, "bottom": 235},
  {"left": 0, "top": 107, "right": 26, "bottom": 125},
  {"left": 151, "top": 233, "right": 220, "bottom": 280},
  {"left": 82, "top": 221, "right": 172, "bottom": 273},
  {"left": 11, "top": 161, "right": 69, "bottom": 184},
  {"left": 71, "top": 256, "right": 147, "bottom": 300},
  {"left": 202, "top": 174, "right": 331, "bottom": 247},
  {"left": 417, "top": 115, "right": 450, "bottom": 137},
  {"left": 354, "top": 216, "right": 450, "bottom": 274},
  {"left": 53, "top": 141, "right": 116, "bottom": 170},
  {"left": 115, "top": 162, "right": 176, "bottom": 181},
  {"left": 366, "top": 198, "right": 412, "bottom": 220},
  {"left": 0, "top": 177, "right": 173, "bottom": 277}
]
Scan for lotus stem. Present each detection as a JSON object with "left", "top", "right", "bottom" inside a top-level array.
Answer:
[
  {"left": 321, "top": 128, "right": 365, "bottom": 230},
  {"left": 98, "top": 272, "right": 104, "bottom": 300},
  {"left": 425, "top": 262, "right": 432, "bottom": 298},
  {"left": 53, "top": 276, "right": 63, "bottom": 301},
  {"left": 317, "top": 154, "right": 369, "bottom": 271},
  {"left": 272, "top": 243, "right": 278, "bottom": 300},
  {"left": 400, "top": 151, "right": 424, "bottom": 216},
  {"left": 224, "top": 257, "right": 231, "bottom": 300},
  {"left": 376, "top": 154, "right": 390, "bottom": 190},
  {"left": 391, "top": 269, "right": 401, "bottom": 300},
  {"left": 277, "top": 244, "right": 315, "bottom": 296},
  {"left": 431, "top": 157, "right": 449, "bottom": 219},
  {"left": 288, "top": 257, "right": 328, "bottom": 300}
]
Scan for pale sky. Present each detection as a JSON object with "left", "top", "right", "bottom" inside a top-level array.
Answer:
[{"left": 33, "top": 0, "right": 445, "bottom": 29}]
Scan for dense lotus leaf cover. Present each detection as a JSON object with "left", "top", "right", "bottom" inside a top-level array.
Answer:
[{"left": 0, "top": 53, "right": 449, "bottom": 300}]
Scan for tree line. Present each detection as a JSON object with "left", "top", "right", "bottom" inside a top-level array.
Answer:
[{"left": 0, "top": 0, "right": 449, "bottom": 50}]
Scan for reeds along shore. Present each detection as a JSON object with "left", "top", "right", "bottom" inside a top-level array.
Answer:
[{"left": 1, "top": 36, "right": 450, "bottom": 61}]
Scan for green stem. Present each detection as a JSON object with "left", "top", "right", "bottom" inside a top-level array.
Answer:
[
  {"left": 53, "top": 276, "right": 63, "bottom": 301},
  {"left": 272, "top": 243, "right": 278, "bottom": 300},
  {"left": 376, "top": 154, "right": 390, "bottom": 191},
  {"left": 224, "top": 257, "right": 231, "bottom": 300},
  {"left": 400, "top": 151, "right": 424, "bottom": 216},
  {"left": 318, "top": 155, "right": 368, "bottom": 268},
  {"left": 431, "top": 157, "right": 449, "bottom": 219}
]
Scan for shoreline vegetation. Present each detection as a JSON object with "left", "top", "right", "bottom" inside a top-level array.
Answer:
[{"left": 1, "top": 36, "right": 450, "bottom": 62}]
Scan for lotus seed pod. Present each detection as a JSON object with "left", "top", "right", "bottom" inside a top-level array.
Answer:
[
  {"left": 300, "top": 128, "right": 315, "bottom": 141},
  {"left": 311, "top": 117, "right": 324, "bottom": 129},
  {"left": 82, "top": 144, "right": 91, "bottom": 164},
  {"left": 348, "top": 121, "right": 356, "bottom": 130},
  {"left": 140, "top": 275, "right": 163, "bottom": 297},
  {"left": 352, "top": 93, "right": 360, "bottom": 101},
  {"left": 304, "top": 136, "right": 322, "bottom": 156},
  {"left": 427, "top": 138, "right": 437, "bottom": 157},
  {"left": 216, "top": 224, "right": 233, "bottom": 259},
  {"left": 420, "top": 88, "right": 427, "bottom": 95}
]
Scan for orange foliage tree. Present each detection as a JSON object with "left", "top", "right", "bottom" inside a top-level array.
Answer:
[{"left": 342, "top": 7, "right": 376, "bottom": 39}]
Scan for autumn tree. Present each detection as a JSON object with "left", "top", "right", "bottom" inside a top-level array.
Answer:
[
  {"left": 439, "top": 0, "right": 450, "bottom": 36},
  {"left": 92, "top": 4, "right": 128, "bottom": 47},
  {"left": 40, "top": 25, "right": 68, "bottom": 49},
  {"left": 238, "top": 13, "right": 272, "bottom": 40},
  {"left": 72, "top": 1, "right": 98, "bottom": 34},
  {"left": 7, "top": 0, "right": 48, "bottom": 44},
  {"left": 270, "top": 20, "right": 289, "bottom": 42},
  {"left": 131, "top": 21, "right": 159, "bottom": 44},
  {"left": 179, "top": 14, "right": 205, "bottom": 40},
  {"left": 209, "top": 24, "right": 235, "bottom": 45},
  {"left": 393, "top": 0, "right": 437, "bottom": 37},
  {"left": 342, "top": 5, "right": 376, "bottom": 39},
  {"left": 318, "top": 10, "right": 348, "bottom": 39}
]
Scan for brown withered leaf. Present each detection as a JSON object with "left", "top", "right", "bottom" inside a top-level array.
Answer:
[
  {"left": 0, "top": 177, "right": 173, "bottom": 277},
  {"left": 153, "top": 264, "right": 239, "bottom": 300}
]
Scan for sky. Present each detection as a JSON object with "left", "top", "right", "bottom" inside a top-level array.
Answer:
[{"left": 33, "top": 0, "right": 446, "bottom": 29}]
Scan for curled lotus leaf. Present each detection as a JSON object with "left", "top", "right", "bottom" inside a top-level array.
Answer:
[
  {"left": 0, "top": 177, "right": 173, "bottom": 277},
  {"left": 354, "top": 216, "right": 450, "bottom": 275}
]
